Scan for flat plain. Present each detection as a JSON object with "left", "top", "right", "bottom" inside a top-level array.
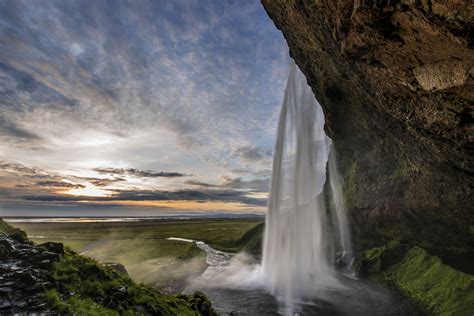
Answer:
[{"left": 11, "top": 218, "right": 262, "bottom": 288}]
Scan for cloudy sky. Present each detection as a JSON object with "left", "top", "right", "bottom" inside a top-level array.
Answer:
[{"left": 0, "top": 0, "right": 290, "bottom": 217}]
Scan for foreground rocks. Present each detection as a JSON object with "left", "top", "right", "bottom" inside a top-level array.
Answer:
[
  {"left": 0, "top": 219, "right": 218, "bottom": 315},
  {"left": 0, "top": 233, "right": 62, "bottom": 313}
]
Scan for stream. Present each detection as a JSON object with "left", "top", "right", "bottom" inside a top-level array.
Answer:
[{"left": 167, "top": 238, "right": 422, "bottom": 316}]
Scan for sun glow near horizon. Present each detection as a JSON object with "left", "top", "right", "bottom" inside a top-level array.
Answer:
[{"left": 64, "top": 184, "right": 111, "bottom": 197}]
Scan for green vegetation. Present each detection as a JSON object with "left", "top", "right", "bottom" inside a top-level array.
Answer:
[
  {"left": 46, "top": 247, "right": 217, "bottom": 315},
  {"left": 214, "top": 222, "right": 264, "bottom": 256},
  {"left": 13, "top": 219, "right": 262, "bottom": 286},
  {"left": 343, "top": 161, "right": 357, "bottom": 208},
  {"left": 0, "top": 218, "right": 27, "bottom": 241},
  {"left": 45, "top": 289, "right": 116, "bottom": 316},
  {"left": 2, "top": 218, "right": 219, "bottom": 315},
  {"left": 356, "top": 242, "right": 474, "bottom": 316}
]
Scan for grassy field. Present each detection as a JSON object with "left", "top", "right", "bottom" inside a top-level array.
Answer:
[{"left": 10, "top": 218, "right": 262, "bottom": 288}]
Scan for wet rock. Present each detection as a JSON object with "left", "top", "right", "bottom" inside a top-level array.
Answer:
[
  {"left": 0, "top": 234, "right": 59, "bottom": 314},
  {"left": 39, "top": 242, "right": 65, "bottom": 255},
  {"left": 39, "top": 251, "right": 61, "bottom": 263},
  {"left": 37, "top": 259, "right": 54, "bottom": 270},
  {"left": 0, "top": 238, "right": 15, "bottom": 252},
  {"left": 0, "top": 244, "right": 10, "bottom": 260},
  {"left": 8, "top": 231, "right": 28, "bottom": 243},
  {"left": 17, "top": 270, "right": 39, "bottom": 286},
  {"left": 188, "top": 291, "right": 218, "bottom": 316}
]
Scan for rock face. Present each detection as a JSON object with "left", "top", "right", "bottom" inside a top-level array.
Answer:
[
  {"left": 0, "top": 233, "right": 62, "bottom": 314},
  {"left": 261, "top": 0, "right": 473, "bottom": 250}
]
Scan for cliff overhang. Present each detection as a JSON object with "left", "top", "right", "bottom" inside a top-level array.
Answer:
[{"left": 261, "top": 0, "right": 473, "bottom": 251}]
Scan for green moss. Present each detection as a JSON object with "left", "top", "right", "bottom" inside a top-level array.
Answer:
[
  {"left": 232, "top": 222, "right": 264, "bottom": 256},
  {"left": 211, "top": 222, "right": 264, "bottom": 257},
  {"left": 386, "top": 247, "right": 474, "bottom": 316},
  {"left": 343, "top": 161, "right": 357, "bottom": 208},
  {"left": 0, "top": 218, "right": 28, "bottom": 242},
  {"left": 357, "top": 243, "right": 474, "bottom": 316},
  {"left": 46, "top": 248, "right": 217, "bottom": 315},
  {"left": 45, "top": 289, "right": 117, "bottom": 316}
]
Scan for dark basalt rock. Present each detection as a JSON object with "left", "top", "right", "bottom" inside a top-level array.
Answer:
[
  {"left": 0, "top": 245, "right": 10, "bottom": 260},
  {"left": 39, "top": 242, "right": 65, "bottom": 255},
  {"left": 261, "top": 0, "right": 474, "bottom": 252},
  {"left": 0, "top": 234, "right": 62, "bottom": 314},
  {"left": 186, "top": 291, "right": 216, "bottom": 316},
  {"left": 0, "top": 220, "right": 219, "bottom": 315}
]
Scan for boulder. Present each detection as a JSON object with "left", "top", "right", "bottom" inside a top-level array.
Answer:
[
  {"left": 38, "top": 242, "right": 65, "bottom": 255},
  {"left": 0, "top": 244, "right": 10, "bottom": 260},
  {"left": 0, "top": 238, "right": 15, "bottom": 252}
]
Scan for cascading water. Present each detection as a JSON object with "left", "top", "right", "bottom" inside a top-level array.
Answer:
[
  {"left": 262, "top": 62, "right": 353, "bottom": 314},
  {"left": 185, "top": 62, "right": 416, "bottom": 316},
  {"left": 328, "top": 147, "right": 353, "bottom": 268}
]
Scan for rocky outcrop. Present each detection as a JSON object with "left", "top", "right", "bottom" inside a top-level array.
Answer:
[
  {"left": 0, "top": 233, "right": 62, "bottom": 314},
  {"left": 0, "top": 219, "right": 218, "bottom": 315},
  {"left": 261, "top": 0, "right": 473, "bottom": 251}
]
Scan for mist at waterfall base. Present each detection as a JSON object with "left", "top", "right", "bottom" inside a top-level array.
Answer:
[{"left": 185, "top": 64, "right": 414, "bottom": 315}]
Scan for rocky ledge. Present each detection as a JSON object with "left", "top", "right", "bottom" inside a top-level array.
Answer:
[
  {"left": 0, "top": 233, "right": 61, "bottom": 313},
  {"left": 0, "top": 219, "right": 218, "bottom": 315}
]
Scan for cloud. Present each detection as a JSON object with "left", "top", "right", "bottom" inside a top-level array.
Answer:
[
  {"left": 76, "top": 176, "right": 125, "bottom": 187},
  {"left": 221, "top": 176, "right": 269, "bottom": 192},
  {"left": 0, "top": 0, "right": 288, "bottom": 216},
  {"left": 0, "top": 116, "right": 41, "bottom": 142},
  {"left": 22, "top": 187, "right": 266, "bottom": 207},
  {"left": 186, "top": 175, "right": 270, "bottom": 192},
  {"left": 93, "top": 167, "right": 189, "bottom": 178},
  {"left": 34, "top": 181, "right": 85, "bottom": 189},
  {"left": 0, "top": 161, "right": 48, "bottom": 177},
  {"left": 184, "top": 180, "right": 220, "bottom": 188},
  {"left": 232, "top": 145, "right": 271, "bottom": 162}
]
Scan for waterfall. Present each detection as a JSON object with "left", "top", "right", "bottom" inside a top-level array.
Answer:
[
  {"left": 262, "top": 62, "right": 352, "bottom": 314},
  {"left": 328, "top": 147, "right": 353, "bottom": 268}
]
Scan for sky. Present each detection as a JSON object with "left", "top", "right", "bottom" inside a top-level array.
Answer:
[{"left": 0, "top": 0, "right": 290, "bottom": 217}]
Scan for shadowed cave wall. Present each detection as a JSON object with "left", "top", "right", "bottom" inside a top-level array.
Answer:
[{"left": 262, "top": 0, "right": 473, "bottom": 251}]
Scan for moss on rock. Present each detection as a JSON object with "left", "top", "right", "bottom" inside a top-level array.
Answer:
[
  {"left": 356, "top": 243, "right": 474, "bottom": 315},
  {"left": 46, "top": 247, "right": 218, "bottom": 315},
  {"left": 343, "top": 161, "right": 357, "bottom": 209},
  {"left": 211, "top": 222, "right": 264, "bottom": 257},
  {"left": 0, "top": 218, "right": 28, "bottom": 242},
  {"left": 232, "top": 222, "right": 264, "bottom": 257}
]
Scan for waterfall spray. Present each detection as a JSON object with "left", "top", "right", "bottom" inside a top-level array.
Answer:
[{"left": 262, "top": 62, "right": 352, "bottom": 314}]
